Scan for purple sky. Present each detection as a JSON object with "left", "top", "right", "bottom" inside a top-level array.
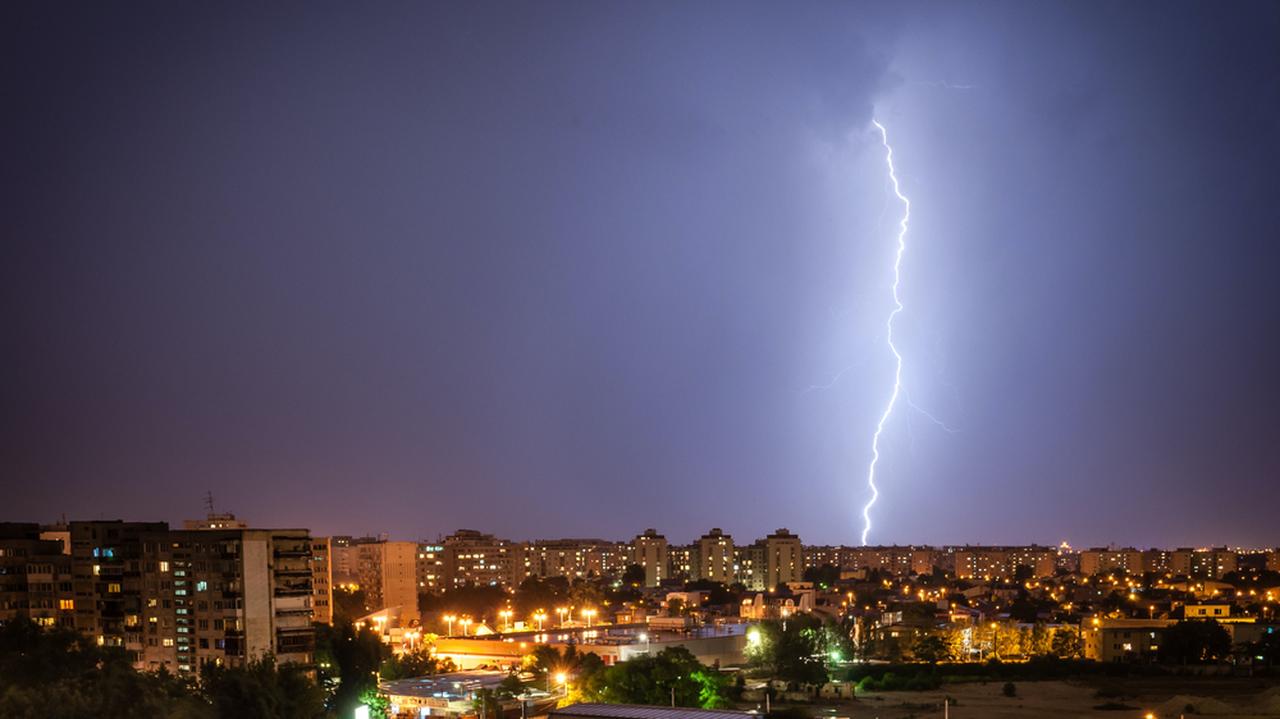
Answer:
[{"left": 4, "top": 2, "right": 1278, "bottom": 548}]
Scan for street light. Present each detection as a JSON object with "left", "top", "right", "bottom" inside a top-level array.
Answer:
[
  {"left": 582, "top": 608, "right": 597, "bottom": 628},
  {"left": 637, "top": 632, "right": 650, "bottom": 654},
  {"left": 499, "top": 609, "right": 513, "bottom": 632},
  {"left": 533, "top": 611, "right": 547, "bottom": 631},
  {"left": 460, "top": 618, "right": 473, "bottom": 636},
  {"left": 553, "top": 671, "right": 568, "bottom": 694},
  {"left": 556, "top": 607, "right": 569, "bottom": 627},
  {"left": 444, "top": 614, "right": 456, "bottom": 636}
]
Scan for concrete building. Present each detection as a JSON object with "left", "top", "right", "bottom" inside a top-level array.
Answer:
[
  {"left": 182, "top": 513, "right": 249, "bottom": 530},
  {"left": 442, "top": 529, "right": 523, "bottom": 589},
  {"left": 311, "top": 537, "right": 334, "bottom": 625},
  {"left": 355, "top": 540, "right": 420, "bottom": 624},
  {"left": 416, "top": 542, "right": 446, "bottom": 593},
  {"left": 954, "top": 546, "right": 1057, "bottom": 580},
  {"left": 0, "top": 523, "right": 74, "bottom": 628},
  {"left": 1081, "top": 618, "right": 1172, "bottom": 663},
  {"left": 762, "top": 529, "right": 803, "bottom": 590},
  {"left": 693, "top": 528, "right": 734, "bottom": 584},
  {"left": 668, "top": 544, "right": 693, "bottom": 582},
  {"left": 140, "top": 527, "right": 317, "bottom": 673},
  {"left": 1170, "top": 548, "right": 1238, "bottom": 579},
  {"left": 522, "top": 539, "right": 628, "bottom": 581},
  {"left": 1079, "top": 548, "right": 1145, "bottom": 576},
  {"left": 70, "top": 520, "right": 169, "bottom": 660},
  {"left": 67, "top": 521, "right": 317, "bottom": 674},
  {"left": 631, "top": 529, "right": 669, "bottom": 587}
]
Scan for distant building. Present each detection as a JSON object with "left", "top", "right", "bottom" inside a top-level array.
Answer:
[
  {"left": 693, "top": 528, "right": 735, "bottom": 584},
  {"left": 354, "top": 540, "right": 420, "bottom": 624},
  {"left": 1079, "top": 548, "right": 1144, "bottom": 576},
  {"left": 762, "top": 529, "right": 803, "bottom": 590},
  {"left": 182, "top": 513, "right": 249, "bottom": 530},
  {"left": 442, "top": 530, "right": 522, "bottom": 589},
  {"left": 522, "top": 538, "right": 628, "bottom": 581},
  {"left": 416, "top": 542, "right": 446, "bottom": 593},
  {"left": 311, "top": 537, "right": 334, "bottom": 625},
  {"left": 1170, "top": 548, "right": 1238, "bottom": 579},
  {"left": 954, "top": 546, "right": 1056, "bottom": 580},
  {"left": 631, "top": 529, "right": 669, "bottom": 587},
  {"left": 0, "top": 523, "right": 74, "bottom": 628}
]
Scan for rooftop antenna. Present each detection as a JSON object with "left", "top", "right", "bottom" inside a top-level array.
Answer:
[{"left": 204, "top": 491, "right": 216, "bottom": 517}]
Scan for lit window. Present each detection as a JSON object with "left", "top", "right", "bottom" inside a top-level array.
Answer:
[
  {"left": 159, "top": 561, "right": 170, "bottom": 572},
  {"left": 59, "top": 599, "right": 74, "bottom": 611},
  {"left": 163, "top": 638, "right": 174, "bottom": 647}
]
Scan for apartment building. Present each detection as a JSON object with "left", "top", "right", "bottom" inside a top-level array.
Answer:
[
  {"left": 0, "top": 523, "right": 74, "bottom": 628},
  {"left": 693, "top": 528, "right": 734, "bottom": 584},
  {"left": 442, "top": 529, "right": 523, "bottom": 589},
  {"left": 67, "top": 521, "right": 317, "bottom": 674},
  {"left": 631, "top": 529, "right": 669, "bottom": 587}
]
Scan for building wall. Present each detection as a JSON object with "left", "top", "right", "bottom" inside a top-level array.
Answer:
[
  {"left": 763, "top": 529, "right": 803, "bottom": 590},
  {"left": 311, "top": 537, "right": 333, "bottom": 625},
  {"left": 631, "top": 530, "right": 669, "bottom": 587},
  {"left": 695, "top": 529, "right": 734, "bottom": 584}
]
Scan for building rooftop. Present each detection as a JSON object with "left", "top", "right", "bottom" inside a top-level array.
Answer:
[
  {"left": 552, "top": 704, "right": 753, "bottom": 719},
  {"left": 380, "top": 670, "right": 510, "bottom": 699}
]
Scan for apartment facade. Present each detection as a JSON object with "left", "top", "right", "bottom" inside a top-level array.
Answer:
[{"left": 631, "top": 529, "right": 669, "bottom": 587}]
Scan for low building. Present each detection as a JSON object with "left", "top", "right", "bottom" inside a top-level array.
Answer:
[
  {"left": 551, "top": 705, "right": 753, "bottom": 719},
  {"left": 382, "top": 670, "right": 559, "bottom": 719},
  {"left": 1081, "top": 618, "right": 1172, "bottom": 663}
]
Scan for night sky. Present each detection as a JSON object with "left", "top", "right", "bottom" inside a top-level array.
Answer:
[{"left": 4, "top": 2, "right": 1278, "bottom": 548}]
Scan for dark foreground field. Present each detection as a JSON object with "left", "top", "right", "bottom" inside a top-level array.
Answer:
[{"left": 766, "top": 677, "right": 1280, "bottom": 719}]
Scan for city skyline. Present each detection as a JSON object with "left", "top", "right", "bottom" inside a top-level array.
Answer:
[{"left": 6, "top": 2, "right": 1280, "bottom": 548}]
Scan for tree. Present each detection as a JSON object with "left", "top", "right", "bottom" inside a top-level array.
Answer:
[
  {"left": 0, "top": 618, "right": 214, "bottom": 719},
  {"left": 1159, "top": 620, "right": 1232, "bottom": 664},
  {"left": 745, "top": 615, "right": 829, "bottom": 684},
  {"left": 201, "top": 655, "right": 325, "bottom": 719},
  {"left": 912, "top": 634, "right": 948, "bottom": 663},
  {"left": 802, "top": 564, "right": 841, "bottom": 588},
  {"left": 622, "top": 564, "right": 647, "bottom": 587},
  {"left": 315, "top": 620, "right": 387, "bottom": 717},
  {"left": 1050, "top": 628, "right": 1082, "bottom": 659},
  {"left": 333, "top": 585, "right": 370, "bottom": 624},
  {"left": 380, "top": 646, "right": 456, "bottom": 680},
  {"left": 588, "top": 647, "right": 731, "bottom": 708}
]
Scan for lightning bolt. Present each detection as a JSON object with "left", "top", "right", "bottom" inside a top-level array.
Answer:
[{"left": 861, "top": 119, "right": 909, "bottom": 546}]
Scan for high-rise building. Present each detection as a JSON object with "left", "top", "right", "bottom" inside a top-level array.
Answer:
[
  {"left": 762, "top": 529, "right": 803, "bottom": 589},
  {"left": 693, "top": 528, "right": 735, "bottom": 584},
  {"left": 311, "top": 537, "right": 334, "bottom": 625},
  {"left": 70, "top": 521, "right": 168, "bottom": 659},
  {"left": 1079, "top": 548, "right": 1145, "bottom": 577},
  {"left": 1170, "top": 548, "right": 1238, "bottom": 579},
  {"left": 523, "top": 539, "right": 626, "bottom": 581},
  {"left": 67, "top": 521, "right": 317, "bottom": 674},
  {"left": 0, "top": 523, "right": 74, "bottom": 628},
  {"left": 353, "top": 540, "right": 420, "bottom": 624},
  {"left": 416, "top": 542, "right": 446, "bottom": 593},
  {"left": 442, "top": 530, "right": 523, "bottom": 589},
  {"left": 631, "top": 529, "right": 669, "bottom": 587}
]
